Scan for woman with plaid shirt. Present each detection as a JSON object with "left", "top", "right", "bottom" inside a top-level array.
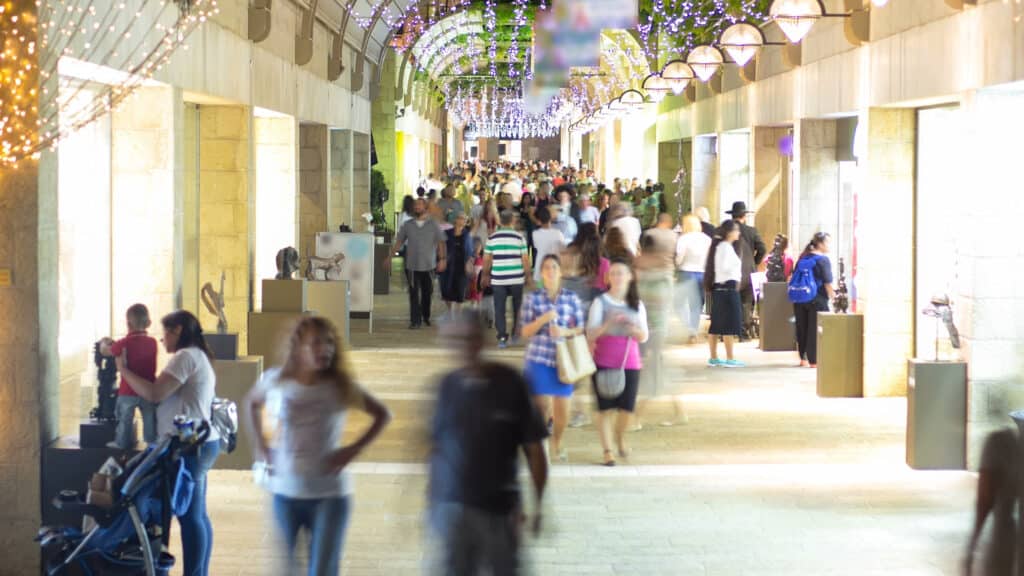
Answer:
[{"left": 520, "top": 254, "right": 586, "bottom": 462}]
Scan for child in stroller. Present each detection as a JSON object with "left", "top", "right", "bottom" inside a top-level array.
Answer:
[{"left": 37, "top": 419, "right": 211, "bottom": 576}]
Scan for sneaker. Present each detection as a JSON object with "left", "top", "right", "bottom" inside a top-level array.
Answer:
[
  {"left": 497, "top": 338, "right": 509, "bottom": 349},
  {"left": 568, "top": 412, "right": 589, "bottom": 428},
  {"left": 722, "top": 359, "right": 746, "bottom": 368},
  {"left": 707, "top": 358, "right": 723, "bottom": 367},
  {"left": 423, "top": 319, "right": 432, "bottom": 327}
]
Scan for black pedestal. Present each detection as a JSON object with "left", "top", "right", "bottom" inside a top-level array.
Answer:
[
  {"left": 79, "top": 419, "right": 116, "bottom": 449},
  {"left": 205, "top": 332, "right": 239, "bottom": 360},
  {"left": 41, "top": 437, "right": 138, "bottom": 528}
]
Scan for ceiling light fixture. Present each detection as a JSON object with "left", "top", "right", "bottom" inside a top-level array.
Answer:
[
  {"left": 686, "top": 46, "right": 724, "bottom": 82},
  {"left": 641, "top": 73, "right": 671, "bottom": 103},
  {"left": 718, "top": 22, "right": 767, "bottom": 67},
  {"left": 661, "top": 60, "right": 695, "bottom": 95}
]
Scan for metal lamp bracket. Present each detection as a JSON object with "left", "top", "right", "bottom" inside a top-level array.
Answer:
[{"left": 249, "top": 0, "right": 272, "bottom": 43}]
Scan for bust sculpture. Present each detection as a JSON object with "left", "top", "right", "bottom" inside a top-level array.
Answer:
[
  {"left": 275, "top": 247, "right": 300, "bottom": 279},
  {"left": 201, "top": 271, "right": 228, "bottom": 333}
]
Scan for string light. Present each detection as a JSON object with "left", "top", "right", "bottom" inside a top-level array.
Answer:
[{"left": 1, "top": 0, "right": 217, "bottom": 168}]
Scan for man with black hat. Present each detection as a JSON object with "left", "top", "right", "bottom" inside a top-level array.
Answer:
[{"left": 725, "top": 201, "right": 767, "bottom": 340}]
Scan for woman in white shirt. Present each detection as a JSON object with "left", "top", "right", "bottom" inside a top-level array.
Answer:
[
  {"left": 116, "top": 310, "right": 221, "bottom": 576},
  {"left": 245, "top": 316, "right": 391, "bottom": 576},
  {"left": 675, "top": 214, "right": 713, "bottom": 338},
  {"left": 531, "top": 205, "right": 567, "bottom": 283},
  {"left": 703, "top": 220, "right": 744, "bottom": 368}
]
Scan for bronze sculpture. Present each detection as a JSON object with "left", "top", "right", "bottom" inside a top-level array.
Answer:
[
  {"left": 275, "top": 247, "right": 300, "bottom": 279},
  {"left": 832, "top": 257, "right": 849, "bottom": 314},
  {"left": 766, "top": 234, "right": 788, "bottom": 283},
  {"left": 201, "top": 271, "right": 228, "bottom": 333}
]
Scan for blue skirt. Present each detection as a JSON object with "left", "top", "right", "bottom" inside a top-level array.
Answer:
[{"left": 524, "top": 361, "right": 574, "bottom": 398}]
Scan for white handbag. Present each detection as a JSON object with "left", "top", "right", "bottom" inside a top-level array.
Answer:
[{"left": 556, "top": 333, "right": 597, "bottom": 384}]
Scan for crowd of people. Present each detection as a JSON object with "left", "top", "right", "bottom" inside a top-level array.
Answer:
[
  {"left": 92, "top": 158, "right": 838, "bottom": 576},
  {"left": 391, "top": 159, "right": 840, "bottom": 469}
]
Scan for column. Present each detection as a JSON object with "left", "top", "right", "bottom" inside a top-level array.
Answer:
[
  {"left": 691, "top": 135, "right": 720, "bottom": 222},
  {"left": 198, "top": 106, "right": 251, "bottom": 349},
  {"left": 857, "top": 108, "right": 915, "bottom": 397},
  {"left": 299, "top": 123, "right": 329, "bottom": 255},
  {"left": 719, "top": 131, "right": 751, "bottom": 221},
  {"left": 252, "top": 113, "right": 297, "bottom": 308},
  {"left": 795, "top": 119, "right": 839, "bottom": 248},
  {"left": 751, "top": 126, "right": 791, "bottom": 244},
  {"left": 353, "top": 132, "right": 372, "bottom": 232},
  {"left": 0, "top": 2, "right": 59, "bottom": 569},
  {"left": 329, "top": 128, "right": 353, "bottom": 230}
]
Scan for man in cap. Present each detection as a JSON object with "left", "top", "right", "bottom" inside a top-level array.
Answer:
[{"left": 725, "top": 201, "right": 767, "bottom": 340}]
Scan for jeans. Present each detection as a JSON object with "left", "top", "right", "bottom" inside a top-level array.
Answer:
[
  {"left": 273, "top": 495, "right": 352, "bottom": 576},
  {"left": 408, "top": 269, "right": 435, "bottom": 325},
  {"left": 676, "top": 271, "right": 704, "bottom": 336},
  {"left": 794, "top": 301, "right": 827, "bottom": 364},
  {"left": 491, "top": 283, "right": 524, "bottom": 341},
  {"left": 428, "top": 503, "right": 520, "bottom": 576},
  {"left": 179, "top": 440, "right": 220, "bottom": 576},
  {"left": 114, "top": 395, "right": 157, "bottom": 448}
]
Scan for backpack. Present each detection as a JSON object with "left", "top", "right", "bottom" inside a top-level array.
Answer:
[
  {"left": 210, "top": 397, "right": 238, "bottom": 453},
  {"left": 788, "top": 255, "right": 821, "bottom": 304}
]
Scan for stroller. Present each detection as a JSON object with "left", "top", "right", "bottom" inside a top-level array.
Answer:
[{"left": 37, "top": 419, "right": 211, "bottom": 576}]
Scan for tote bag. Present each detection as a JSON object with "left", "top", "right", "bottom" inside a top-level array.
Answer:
[{"left": 556, "top": 334, "right": 597, "bottom": 384}]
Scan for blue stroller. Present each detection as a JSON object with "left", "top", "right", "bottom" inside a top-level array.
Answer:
[{"left": 37, "top": 420, "right": 211, "bottom": 576}]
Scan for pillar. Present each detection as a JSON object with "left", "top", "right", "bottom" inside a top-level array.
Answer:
[
  {"left": 691, "top": 135, "right": 720, "bottom": 222},
  {"left": 197, "top": 106, "right": 251, "bottom": 349},
  {"left": 795, "top": 119, "right": 839, "bottom": 248},
  {"left": 299, "top": 123, "right": 329, "bottom": 255},
  {"left": 959, "top": 90, "right": 1024, "bottom": 467},
  {"left": 353, "top": 132, "right": 372, "bottom": 232},
  {"left": 751, "top": 126, "right": 791, "bottom": 244},
  {"left": 329, "top": 129, "right": 354, "bottom": 230},
  {"left": 658, "top": 139, "right": 690, "bottom": 219},
  {"left": 0, "top": 2, "right": 59, "bottom": 569},
  {"left": 252, "top": 113, "right": 297, "bottom": 308},
  {"left": 372, "top": 53, "right": 398, "bottom": 213},
  {"left": 857, "top": 108, "right": 915, "bottom": 397}
]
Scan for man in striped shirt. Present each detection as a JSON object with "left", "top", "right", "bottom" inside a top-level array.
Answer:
[{"left": 482, "top": 210, "right": 530, "bottom": 349}]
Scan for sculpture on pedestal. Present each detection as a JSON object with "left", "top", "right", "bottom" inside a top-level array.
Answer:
[
  {"left": 306, "top": 251, "right": 345, "bottom": 281},
  {"left": 832, "top": 257, "right": 849, "bottom": 314},
  {"left": 90, "top": 338, "right": 118, "bottom": 422},
  {"left": 922, "top": 293, "right": 961, "bottom": 360},
  {"left": 201, "top": 271, "right": 228, "bottom": 333},
  {"left": 766, "top": 234, "right": 788, "bottom": 283},
  {"left": 275, "top": 247, "right": 300, "bottom": 279}
]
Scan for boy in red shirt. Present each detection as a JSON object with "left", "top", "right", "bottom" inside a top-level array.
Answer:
[{"left": 106, "top": 304, "right": 159, "bottom": 449}]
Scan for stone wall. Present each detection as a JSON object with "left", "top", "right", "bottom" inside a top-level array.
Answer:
[
  {"left": 658, "top": 139, "right": 689, "bottom": 220},
  {"left": 252, "top": 115, "right": 297, "bottom": 309},
  {"left": 198, "top": 106, "right": 251, "bottom": 349},
  {"left": 299, "top": 124, "right": 329, "bottom": 255},
  {"left": 719, "top": 132, "right": 751, "bottom": 221}
]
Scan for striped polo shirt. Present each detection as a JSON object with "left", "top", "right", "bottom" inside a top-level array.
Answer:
[{"left": 485, "top": 227, "right": 528, "bottom": 286}]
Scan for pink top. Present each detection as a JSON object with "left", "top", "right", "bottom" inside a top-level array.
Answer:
[{"left": 592, "top": 335, "right": 642, "bottom": 370}]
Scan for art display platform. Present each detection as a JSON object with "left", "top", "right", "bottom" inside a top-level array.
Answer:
[
  {"left": 816, "top": 313, "right": 864, "bottom": 398},
  {"left": 249, "top": 279, "right": 349, "bottom": 362},
  {"left": 760, "top": 282, "right": 796, "bottom": 352},
  {"left": 906, "top": 360, "right": 967, "bottom": 470},
  {"left": 213, "top": 356, "right": 263, "bottom": 470}
]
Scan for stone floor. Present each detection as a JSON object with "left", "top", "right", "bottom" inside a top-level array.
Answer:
[{"left": 169, "top": 286, "right": 979, "bottom": 575}]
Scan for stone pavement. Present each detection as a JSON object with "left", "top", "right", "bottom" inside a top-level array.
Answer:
[{"left": 169, "top": 286, "right": 980, "bottom": 575}]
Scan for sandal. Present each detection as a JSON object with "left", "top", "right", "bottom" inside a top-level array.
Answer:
[{"left": 602, "top": 450, "right": 616, "bottom": 467}]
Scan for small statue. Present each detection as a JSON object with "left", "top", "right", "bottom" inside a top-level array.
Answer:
[
  {"left": 766, "top": 234, "right": 788, "bottom": 283},
  {"left": 306, "top": 251, "right": 345, "bottom": 281},
  {"left": 90, "top": 338, "right": 118, "bottom": 422},
  {"left": 832, "top": 257, "right": 849, "bottom": 314},
  {"left": 201, "top": 271, "right": 228, "bottom": 333},
  {"left": 922, "top": 293, "right": 961, "bottom": 361},
  {"left": 275, "top": 247, "right": 300, "bottom": 279}
]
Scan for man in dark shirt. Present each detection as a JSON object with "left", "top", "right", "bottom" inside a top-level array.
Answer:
[
  {"left": 725, "top": 201, "right": 767, "bottom": 340},
  {"left": 428, "top": 311, "right": 548, "bottom": 576}
]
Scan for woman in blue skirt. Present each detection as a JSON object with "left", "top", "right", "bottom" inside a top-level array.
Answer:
[{"left": 520, "top": 254, "right": 585, "bottom": 461}]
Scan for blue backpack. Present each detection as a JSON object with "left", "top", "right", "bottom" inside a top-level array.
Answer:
[{"left": 788, "top": 255, "right": 821, "bottom": 304}]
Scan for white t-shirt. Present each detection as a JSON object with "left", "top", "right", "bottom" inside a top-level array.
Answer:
[
  {"left": 676, "top": 231, "right": 712, "bottom": 273},
  {"left": 579, "top": 206, "right": 600, "bottom": 224},
  {"left": 714, "top": 241, "right": 742, "bottom": 284},
  {"left": 158, "top": 347, "right": 219, "bottom": 441},
  {"left": 258, "top": 368, "right": 353, "bottom": 499},
  {"left": 610, "top": 217, "right": 642, "bottom": 255},
  {"left": 502, "top": 179, "right": 523, "bottom": 204},
  {"left": 532, "top": 227, "right": 566, "bottom": 281}
]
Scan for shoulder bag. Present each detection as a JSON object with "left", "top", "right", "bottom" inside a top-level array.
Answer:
[
  {"left": 594, "top": 339, "right": 632, "bottom": 400},
  {"left": 556, "top": 331, "right": 597, "bottom": 384}
]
